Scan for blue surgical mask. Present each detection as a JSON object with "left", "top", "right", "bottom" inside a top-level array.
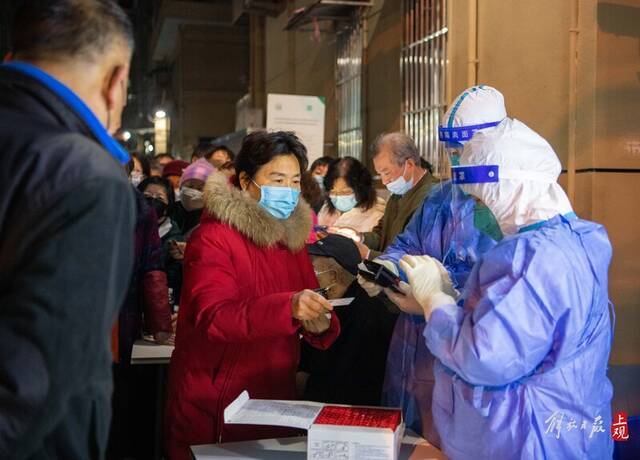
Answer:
[
  {"left": 330, "top": 194, "right": 357, "bottom": 213},
  {"left": 254, "top": 181, "right": 300, "bottom": 220},
  {"left": 386, "top": 162, "right": 413, "bottom": 196}
]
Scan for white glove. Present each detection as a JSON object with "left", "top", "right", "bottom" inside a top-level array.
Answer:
[
  {"left": 356, "top": 258, "right": 399, "bottom": 298},
  {"left": 430, "top": 257, "right": 458, "bottom": 298},
  {"left": 399, "top": 255, "right": 457, "bottom": 319}
]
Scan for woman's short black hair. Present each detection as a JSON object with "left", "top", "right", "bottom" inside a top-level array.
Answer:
[
  {"left": 207, "top": 144, "right": 235, "bottom": 162},
  {"left": 324, "top": 156, "right": 376, "bottom": 213},
  {"left": 191, "top": 142, "right": 216, "bottom": 161},
  {"left": 233, "top": 131, "right": 308, "bottom": 187},
  {"left": 138, "top": 176, "right": 175, "bottom": 209},
  {"left": 310, "top": 156, "right": 332, "bottom": 173},
  {"left": 127, "top": 151, "right": 150, "bottom": 177}
]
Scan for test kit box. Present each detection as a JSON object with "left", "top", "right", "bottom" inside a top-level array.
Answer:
[{"left": 225, "top": 391, "right": 404, "bottom": 460}]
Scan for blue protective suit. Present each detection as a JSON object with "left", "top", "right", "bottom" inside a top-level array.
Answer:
[
  {"left": 379, "top": 181, "right": 497, "bottom": 444},
  {"left": 425, "top": 214, "right": 614, "bottom": 459}
]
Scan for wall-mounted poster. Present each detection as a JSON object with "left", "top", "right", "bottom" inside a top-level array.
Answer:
[{"left": 266, "top": 93, "right": 326, "bottom": 164}]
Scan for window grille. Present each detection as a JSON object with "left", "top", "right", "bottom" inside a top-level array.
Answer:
[
  {"left": 336, "top": 18, "right": 365, "bottom": 159},
  {"left": 401, "top": 0, "right": 448, "bottom": 174}
]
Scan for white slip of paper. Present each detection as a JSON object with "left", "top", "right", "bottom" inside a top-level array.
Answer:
[
  {"left": 324, "top": 297, "right": 356, "bottom": 318},
  {"left": 225, "top": 393, "right": 323, "bottom": 430},
  {"left": 329, "top": 297, "right": 355, "bottom": 307}
]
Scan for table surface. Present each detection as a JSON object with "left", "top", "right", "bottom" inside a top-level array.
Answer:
[
  {"left": 190, "top": 433, "right": 447, "bottom": 460},
  {"left": 130, "top": 338, "right": 174, "bottom": 365}
]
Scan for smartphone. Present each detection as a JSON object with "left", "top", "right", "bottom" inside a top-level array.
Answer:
[{"left": 358, "top": 260, "right": 404, "bottom": 294}]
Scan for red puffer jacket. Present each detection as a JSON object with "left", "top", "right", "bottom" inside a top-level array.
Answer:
[{"left": 165, "top": 173, "right": 340, "bottom": 460}]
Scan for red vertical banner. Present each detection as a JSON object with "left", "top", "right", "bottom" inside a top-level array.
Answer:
[{"left": 611, "top": 411, "right": 630, "bottom": 442}]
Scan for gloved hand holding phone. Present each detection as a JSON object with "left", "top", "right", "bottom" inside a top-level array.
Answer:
[
  {"left": 399, "top": 255, "right": 458, "bottom": 319},
  {"left": 356, "top": 258, "right": 399, "bottom": 297}
]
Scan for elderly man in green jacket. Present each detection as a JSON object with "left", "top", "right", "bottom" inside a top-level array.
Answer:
[{"left": 356, "top": 132, "right": 436, "bottom": 259}]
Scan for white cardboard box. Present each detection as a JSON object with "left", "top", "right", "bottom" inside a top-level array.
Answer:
[{"left": 224, "top": 391, "right": 404, "bottom": 460}]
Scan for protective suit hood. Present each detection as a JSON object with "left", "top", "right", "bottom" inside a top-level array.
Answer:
[{"left": 459, "top": 118, "right": 573, "bottom": 235}]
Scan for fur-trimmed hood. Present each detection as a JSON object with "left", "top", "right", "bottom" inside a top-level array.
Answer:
[{"left": 202, "top": 172, "right": 312, "bottom": 251}]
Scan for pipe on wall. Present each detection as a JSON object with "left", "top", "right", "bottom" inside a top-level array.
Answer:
[
  {"left": 567, "top": 0, "right": 579, "bottom": 204},
  {"left": 467, "top": 0, "right": 478, "bottom": 86}
]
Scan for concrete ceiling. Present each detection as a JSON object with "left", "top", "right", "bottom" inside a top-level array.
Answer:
[{"left": 151, "top": 0, "right": 237, "bottom": 62}]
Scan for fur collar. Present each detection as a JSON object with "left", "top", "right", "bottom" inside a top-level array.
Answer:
[{"left": 203, "top": 172, "right": 312, "bottom": 251}]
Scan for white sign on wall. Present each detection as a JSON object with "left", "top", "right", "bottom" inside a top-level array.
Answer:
[{"left": 266, "top": 93, "right": 326, "bottom": 164}]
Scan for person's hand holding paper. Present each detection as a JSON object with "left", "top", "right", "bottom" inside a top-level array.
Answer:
[{"left": 292, "top": 289, "right": 333, "bottom": 321}]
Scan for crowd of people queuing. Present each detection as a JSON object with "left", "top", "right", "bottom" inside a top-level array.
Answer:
[{"left": 0, "top": 1, "right": 616, "bottom": 460}]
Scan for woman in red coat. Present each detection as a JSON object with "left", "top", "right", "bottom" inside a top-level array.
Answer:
[{"left": 165, "top": 131, "right": 340, "bottom": 460}]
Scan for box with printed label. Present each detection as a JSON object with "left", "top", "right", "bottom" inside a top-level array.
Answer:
[{"left": 224, "top": 391, "right": 404, "bottom": 460}]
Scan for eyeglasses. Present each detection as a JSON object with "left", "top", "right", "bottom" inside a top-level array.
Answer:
[{"left": 314, "top": 268, "right": 337, "bottom": 278}]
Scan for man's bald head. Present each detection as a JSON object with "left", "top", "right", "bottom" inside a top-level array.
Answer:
[{"left": 11, "top": 0, "right": 133, "bottom": 63}]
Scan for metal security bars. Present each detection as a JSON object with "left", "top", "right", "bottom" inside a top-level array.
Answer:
[
  {"left": 401, "top": 0, "right": 448, "bottom": 175},
  {"left": 336, "top": 18, "right": 365, "bottom": 159}
]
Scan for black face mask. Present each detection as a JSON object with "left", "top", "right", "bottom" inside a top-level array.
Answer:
[{"left": 146, "top": 196, "right": 168, "bottom": 219}]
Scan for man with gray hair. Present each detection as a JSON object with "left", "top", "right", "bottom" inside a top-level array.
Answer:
[
  {"left": 0, "top": 1, "right": 135, "bottom": 458},
  {"left": 357, "top": 132, "right": 435, "bottom": 259}
]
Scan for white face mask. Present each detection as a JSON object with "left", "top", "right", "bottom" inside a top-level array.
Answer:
[
  {"left": 180, "top": 187, "right": 204, "bottom": 211},
  {"left": 129, "top": 171, "right": 144, "bottom": 187},
  {"left": 313, "top": 174, "right": 325, "bottom": 190},
  {"left": 385, "top": 162, "right": 413, "bottom": 196}
]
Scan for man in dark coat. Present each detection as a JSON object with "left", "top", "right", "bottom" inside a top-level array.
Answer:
[
  {"left": 300, "top": 235, "right": 398, "bottom": 406},
  {"left": 0, "top": 1, "right": 135, "bottom": 459}
]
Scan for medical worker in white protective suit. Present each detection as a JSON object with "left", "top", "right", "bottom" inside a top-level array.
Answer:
[
  {"left": 399, "top": 118, "right": 614, "bottom": 459},
  {"left": 359, "top": 85, "right": 505, "bottom": 445}
]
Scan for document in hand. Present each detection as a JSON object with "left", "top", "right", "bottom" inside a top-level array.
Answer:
[
  {"left": 225, "top": 391, "right": 404, "bottom": 460},
  {"left": 329, "top": 297, "right": 355, "bottom": 307}
]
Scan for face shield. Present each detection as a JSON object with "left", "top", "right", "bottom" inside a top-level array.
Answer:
[
  {"left": 446, "top": 164, "right": 503, "bottom": 290},
  {"left": 437, "top": 147, "right": 504, "bottom": 289},
  {"left": 438, "top": 120, "right": 505, "bottom": 243},
  {"left": 443, "top": 142, "right": 463, "bottom": 166},
  {"left": 439, "top": 84, "right": 507, "bottom": 167},
  {"left": 439, "top": 121, "right": 503, "bottom": 165},
  {"left": 417, "top": 85, "right": 507, "bottom": 289}
]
